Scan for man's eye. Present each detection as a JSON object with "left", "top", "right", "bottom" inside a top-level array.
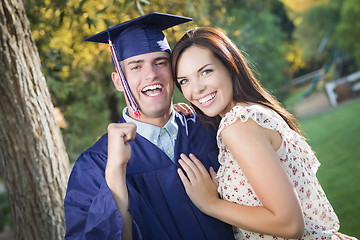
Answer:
[
  {"left": 131, "top": 66, "right": 140, "bottom": 71},
  {"left": 155, "top": 61, "right": 167, "bottom": 66}
]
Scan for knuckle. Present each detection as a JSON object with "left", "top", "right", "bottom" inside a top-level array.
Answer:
[{"left": 107, "top": 123, "right": 117, "bottom": 131}]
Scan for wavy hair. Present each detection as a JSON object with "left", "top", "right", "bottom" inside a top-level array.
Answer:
[{"left": 171, "top": 27, "right": 300, "bottom": 135}]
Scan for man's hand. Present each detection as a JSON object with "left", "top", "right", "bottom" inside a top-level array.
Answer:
[{"left": 107, "top": 122, "right": 137, "bottom": 170}]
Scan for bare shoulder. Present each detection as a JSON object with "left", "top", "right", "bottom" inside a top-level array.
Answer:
[
  {"left": 221, "top": 108, "right": 282, "bottom": 152},
  {"left": 221, "top": 117, "right": 268, "bottom": 144}
]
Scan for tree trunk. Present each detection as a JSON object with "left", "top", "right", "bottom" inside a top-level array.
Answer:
[{"left": 0, "top": 0, "right": 70, "bottom": 239}]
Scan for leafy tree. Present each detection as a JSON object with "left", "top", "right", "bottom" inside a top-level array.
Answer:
[
  {"left": 294, "top": 0, "right": 342, "bottom": 63},
  {"left": 335, "top": 0, "right": 360, "bottom": 68},
  {"left": 214, "top": 0, "right": 293, "bottom": 99},
  {"left": 292, "top": 0, "right": 360, "bottom": 79}
]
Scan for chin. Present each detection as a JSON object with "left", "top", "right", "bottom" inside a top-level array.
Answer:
[
  {"left": 199, "top": 109, "right": 220, "bottom": 118},
  {"left": 146, "top": 105, "right": 171, "bottom": 117}
]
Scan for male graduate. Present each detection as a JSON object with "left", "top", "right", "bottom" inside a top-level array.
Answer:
[{"left": 64, "top": 12, "right": 234, "bottom": 240}]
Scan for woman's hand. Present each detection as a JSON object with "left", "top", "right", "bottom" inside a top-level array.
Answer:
[
  {"left": 173, "top": 103, "right": 194, "bottom": 116},
  {"left": 177, "top": 153, "right": 219, "bottom": 214}
]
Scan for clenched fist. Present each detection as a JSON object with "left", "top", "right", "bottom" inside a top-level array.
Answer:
[{"left": 107, "top": 122, "right": 137, "bottom": 173}]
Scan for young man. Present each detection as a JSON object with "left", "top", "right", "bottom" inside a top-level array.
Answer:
[{"left": 64, "top": 13, "right": 234, "bottom": 240}]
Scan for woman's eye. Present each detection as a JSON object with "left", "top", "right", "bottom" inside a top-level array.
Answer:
[
  {"left": 201, "top": 69, "right": 213, "bottom": 76},
  {"left": 178, "top": 79, "right": 188, "bottom": 85}
]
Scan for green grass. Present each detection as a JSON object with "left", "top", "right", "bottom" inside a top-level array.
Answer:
[{"left": 299, "top": 98, "right": 360, "bottom": 238}]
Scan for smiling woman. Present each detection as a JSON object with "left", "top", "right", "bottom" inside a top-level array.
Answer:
[
  {"left": 176, "top": 45, "right": 234, "bottom": 118},
  {"left": 171, "top": 27, "right": 357, "bottom": 240}
]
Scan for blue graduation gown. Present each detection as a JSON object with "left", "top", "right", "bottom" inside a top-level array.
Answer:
[{"left": 64, "top": 113, "right": 234, "bottom": 240}]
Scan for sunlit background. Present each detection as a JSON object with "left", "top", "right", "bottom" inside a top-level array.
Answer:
[{"left": 1, "top": 0, "right": 359, "bottom": 238}]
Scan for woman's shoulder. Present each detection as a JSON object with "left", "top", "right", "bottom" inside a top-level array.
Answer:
[
  {"left": 217, "top": 103, "right": 287, "bottom": 138},
  {"left": 233, "top": 102, "right": 276, "bottom": 114},
  {"left": 220, "top": 103, "right": 274, "bottom": 125}
]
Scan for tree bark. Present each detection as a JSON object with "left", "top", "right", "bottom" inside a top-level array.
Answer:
[{"left": 0, "top": 0, "right": 70, "bottom": 239}]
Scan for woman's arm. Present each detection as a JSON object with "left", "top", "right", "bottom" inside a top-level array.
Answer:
[{"left": 178, "top": 118, "right": 304, "bottom": 239}]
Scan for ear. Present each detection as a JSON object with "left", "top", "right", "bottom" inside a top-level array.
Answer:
[{"left": 111, "top": 71, "right": 124, "bottom": 92}]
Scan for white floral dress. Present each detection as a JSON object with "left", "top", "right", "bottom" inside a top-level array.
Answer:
[{"left": 216, "top": 105, "right": 340, "bottom": 240}]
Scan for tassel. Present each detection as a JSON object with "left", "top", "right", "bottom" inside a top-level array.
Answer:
[{"left": 107, "top": 30, "right": 141, "bottom": 119}]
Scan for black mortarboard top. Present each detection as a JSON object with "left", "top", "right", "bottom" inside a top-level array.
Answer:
[{"left": 84, "top": 12, "right": 192, "bottom": 61}]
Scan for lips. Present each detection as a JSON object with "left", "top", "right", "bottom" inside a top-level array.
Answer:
[
  {"left": 141, "top": 84, "right": 163, "bottom": 97},
  {"left": 197, "top": 92, "right": 216, "bottom": 104}
]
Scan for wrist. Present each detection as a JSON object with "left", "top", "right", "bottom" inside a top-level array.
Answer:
[
  {"left": 204, "top": 198, "right": 222, "bottom": 217},
  {"left": 105, "top": 165, "right": 126, "bottom": 183},
  {"left": 106, "top": 160, "right": 128, "bottom": 171}
]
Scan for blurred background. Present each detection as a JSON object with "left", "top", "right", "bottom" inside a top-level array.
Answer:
[{"left": 1, "top": 0, "right": 359, "bottom": 238}]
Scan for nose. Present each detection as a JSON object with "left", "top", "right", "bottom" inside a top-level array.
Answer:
[
  {"left": 192, "top": 78, "right": 205, "bottom": 94},
  {"left": 143, "top": 64, "right": 157, "bottom": 81}
]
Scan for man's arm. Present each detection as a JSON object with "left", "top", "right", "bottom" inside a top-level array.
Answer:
[
  {"left": 64, "top": 122, "right": 140, "bottom": 240},
  {"left": 106, "top": 122, "right": 137, "bottom": 240},
  {"left": 64, "top": 151, "right": 128, "bottom": 239}
]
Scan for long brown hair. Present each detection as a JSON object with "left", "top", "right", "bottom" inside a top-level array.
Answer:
[{"left": 171, "top": 27, "right": 301, "bottom": 135}]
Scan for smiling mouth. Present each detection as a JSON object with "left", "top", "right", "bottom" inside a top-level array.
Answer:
[
  {"left": 141, "top": 84, "right": 163, "bottom": 96},
  {"left": 198, "top": 92, "right": 216, "bottom": 104}
]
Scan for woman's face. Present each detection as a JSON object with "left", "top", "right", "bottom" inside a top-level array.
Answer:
[{"left": 176, "top": 45, "right": 235, "bottom": 118}]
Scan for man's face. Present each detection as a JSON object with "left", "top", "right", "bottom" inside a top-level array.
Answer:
[{"left": 122, "top": 51, "right": 174, "bottom": 121}]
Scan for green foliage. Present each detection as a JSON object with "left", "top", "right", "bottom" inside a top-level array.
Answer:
[
  {"left": 335, "top": 0, "right": 360, "bottom": 67},
  {"left": 218, "top": 1, "right": 292, "bottom": 99},
  {"left": 300, "top": 98, "right": 360, "bottom": 237},
  {"left": 294, "top": 0, "right": 341, "bottom": 62},
  {"left": 293, "top": 0, "right": 360, "bottom": 73}
]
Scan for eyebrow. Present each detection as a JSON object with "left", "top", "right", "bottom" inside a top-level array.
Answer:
[
  {"left": 127, "top": 59, "right": 144, "bottom": 65},
  {"left": 198, "top": 64, "right": 212, "bottom": 73},
  {"left": 126, "top": 56, "right": 169, "bottom": 65},
  {"left": 154, "top": 56, "right": 170, "bottom": 62}
]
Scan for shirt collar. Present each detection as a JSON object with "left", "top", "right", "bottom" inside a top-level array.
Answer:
[{"left": 122, "top": 107, "right": 178, "bottom": 143}]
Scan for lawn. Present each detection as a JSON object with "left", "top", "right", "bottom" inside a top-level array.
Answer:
[{"left": 299, "top": 98, "right": 360, "bottom": 238}]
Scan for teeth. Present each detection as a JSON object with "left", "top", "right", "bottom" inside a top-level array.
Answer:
[
  {"left": 198, "top": 93, "right": 216, "bottom": 104},
  {"left": 142, "top": 84, "right": 162, "bottom": 92}
]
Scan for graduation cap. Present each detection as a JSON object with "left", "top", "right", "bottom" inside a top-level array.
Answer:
[{"left": 84, "top": 12, "right": 192, "bottom": 118}]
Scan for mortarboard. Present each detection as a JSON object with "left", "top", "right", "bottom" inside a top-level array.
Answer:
[{"left": 84, "top": 13, "right": 192, "bottom": 118}]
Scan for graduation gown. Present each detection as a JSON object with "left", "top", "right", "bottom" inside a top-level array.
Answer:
[{"left": 64, "top": 112, "right": 234, "bottom": 240}]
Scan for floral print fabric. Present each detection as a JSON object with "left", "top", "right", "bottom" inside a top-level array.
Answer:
[{"left": 216, "top": 105, "right": 340, "bottom": 239}]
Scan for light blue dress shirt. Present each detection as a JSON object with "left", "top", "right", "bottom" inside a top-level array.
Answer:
[{"left": 122, "top": 108, "right": 178, "bottom": 162}]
